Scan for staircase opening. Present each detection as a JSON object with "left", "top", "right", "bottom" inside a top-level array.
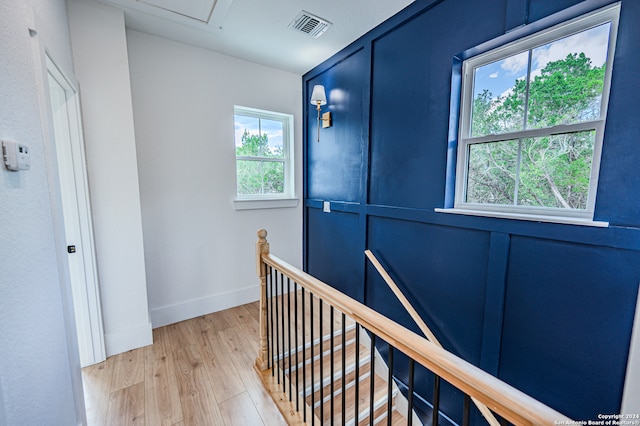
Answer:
[{"left": 254, "top": 229, "right": 573, "bottom": 425}]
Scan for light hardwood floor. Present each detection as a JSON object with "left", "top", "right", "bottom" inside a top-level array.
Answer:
[{"left": 81, "top": 302, "right": 287, "bottom": 426}]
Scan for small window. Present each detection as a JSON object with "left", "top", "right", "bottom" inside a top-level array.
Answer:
[
  {"left": 234, "top": 106, "right": 294, "bottom": 200},
  {"left": 454, "top": 4, "right": 619, "bottom": 222}
]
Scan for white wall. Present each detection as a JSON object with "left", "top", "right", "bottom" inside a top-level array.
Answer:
[
  {"left": 126, "top": 31, "right": 303, "bottom": 327},
  {"left": 66, "top": 0, "right": 152, "bottom": 355},
  {"left": 0, "top": 0, "right": 84, "bottom": 424}
]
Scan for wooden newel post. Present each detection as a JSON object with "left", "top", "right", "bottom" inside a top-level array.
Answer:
[{"left": 255, "top": 229, "right": 270, "bottom": 371}]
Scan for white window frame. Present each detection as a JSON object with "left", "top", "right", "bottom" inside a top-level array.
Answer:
[
  {"left": 233, "top": 106, "right": 296, "bottom": 209},
  {"left": 447, "top": 3, "right": 619, "bottom": 226}
]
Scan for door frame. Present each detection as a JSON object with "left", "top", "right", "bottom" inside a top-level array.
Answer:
[{"left": 44, "top": 54, "right": 106, "bottom": 367}]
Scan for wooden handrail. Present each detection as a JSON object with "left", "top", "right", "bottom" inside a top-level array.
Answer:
[
  {"left": 257, "top": 237, "right": 573, "bottom": 425},
  {"left": 365, "top": 249, "right": 500, "bottom": 426}
]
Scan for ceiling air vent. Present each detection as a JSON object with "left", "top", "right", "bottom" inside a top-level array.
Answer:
[{"left": 289, "top": 11, "right": 332, "bottom": 38}]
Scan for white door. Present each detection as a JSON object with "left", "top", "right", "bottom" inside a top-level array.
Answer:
[{"left": 47, "top": 57, "right": 105, "bottom": 367}]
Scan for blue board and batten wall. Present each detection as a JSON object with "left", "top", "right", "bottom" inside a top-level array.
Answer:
[{"left": 303, "top": 0, "right": 640, "bottom": 422}]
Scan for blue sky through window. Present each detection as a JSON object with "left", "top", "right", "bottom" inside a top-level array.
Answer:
[
  {"left": 473, "top": 23, "right": 611, "bottom": 101},
  {"left": 234, "top": 114, "right": 284, "bottom": 154}
]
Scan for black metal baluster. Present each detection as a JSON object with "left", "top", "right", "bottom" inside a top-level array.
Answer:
[
  {"left": 387, "top": 345, "right": 394, "bottom": 426},
  {"left": 274, "top": 271, "right": 280, "bottom": 383},
  {"left": 287, "top": 277, "right": 292, "bottom": 401},
  {"left": 310, "top": 292, "right": 315, "bottom": 426},
  {"left": 302, "top": 288, "right": 307, "bottom": 422},
  {"left": 341, "top": 313, "right": 346, "bottom": 426},
  {"left": 319, "top": 299, "right": 324, "bottom": 424},
  {"left": 355, "top": 323, "right": 360, "bottom": 424},
  {"left": 267, "top": 266, "right": 272, "bottom": 371},
  {"left": 280, "top": 272, "right": 286, "bottom": 391},
  {"left": 432, "top": 375, "right": 441, "bottom": 426},
  {"left": 408, "top": 359, "right": 415, "bottom": 426},
  {"left": 295, "top": 282, "right": 299, "bottom": 412},
  {"left": 370, "top": 333, "right": 376, "bottom": 426},
  {"left": 463, "top": 394, "right": 471, "bottom": 426},
  {"left": 330, "top": 306, "right": 334, "bottom": 426}
]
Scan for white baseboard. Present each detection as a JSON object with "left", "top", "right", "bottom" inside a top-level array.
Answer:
[
  {"left": 149, "top": 285, "right": 259, "bottom": 329},
  {"left": 104, "top": 322, "right": 153, "bottom": 357}
]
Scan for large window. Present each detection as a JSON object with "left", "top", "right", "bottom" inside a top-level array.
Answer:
[
  {"left": 234, "top": 106, "right": 294, "bottom": 200},
  {"left": 453, "top": 4, "right": 619, "bottom": 223}
]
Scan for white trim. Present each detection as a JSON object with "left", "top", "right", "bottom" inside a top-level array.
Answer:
[
  {"left": 149, "top": 285, "right": 259, "bottom": 328},
  {"left": 103, "top": 322, "right": 153, "bottom": 358},
  {"left": 435, "top": 208, "right": 609, "bottom": 227},
  {"left": 463, "top": 121, "right": 605, "bottom": 145},
  {"left": 234, "top": 105, "right": 295, "bottom": 199},
  {"left": 233, "top": 197, "right": 299, "bottom": 210},
  {"left": 454, "top": 3, "right": 620, "bottom": 222},
  {"left": 45, "top": 55, "right": 106, "bottom": 367},
  {"left": 622, "top": 286, "right": 640, "bottom": 416}
]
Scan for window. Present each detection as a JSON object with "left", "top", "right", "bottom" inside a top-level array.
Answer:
[
  {"left": 234, "top": 106, "right": 294, "bottom": 202},
  {"left": 452, "top": 4, "right": 619, "bottom": 224}
]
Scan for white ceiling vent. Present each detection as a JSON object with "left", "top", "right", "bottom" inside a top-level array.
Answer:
[{"left": 289, "top": 11, "right": 332, "bottom": 38}]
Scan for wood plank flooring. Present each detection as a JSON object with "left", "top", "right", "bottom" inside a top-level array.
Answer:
[
  {"left": 82, "top": 302, "right": 287, "bottom": 426},
  {"left": 262, "top": 290, "right": 409, "bottom": 425}
]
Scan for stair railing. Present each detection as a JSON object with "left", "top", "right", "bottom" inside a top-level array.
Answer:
[
  {"left": 255, "top": 229, "right": 573, "bottom": 425},
  {"left": 366, "top": 250, "right": 500, "bottom": 426}
]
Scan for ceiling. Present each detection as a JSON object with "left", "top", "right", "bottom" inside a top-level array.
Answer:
[{"left": 96, "top": 0, "right": 415, "bottom": 74}]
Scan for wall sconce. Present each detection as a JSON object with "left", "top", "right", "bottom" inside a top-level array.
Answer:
[{"left": 310, "top": 84, "right": 332, "bottom": 142}]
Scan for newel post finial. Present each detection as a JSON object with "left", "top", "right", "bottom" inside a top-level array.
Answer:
[
  {"left": 255, "top": 229, "right": 270, "bottom": 371},
  {"left": 256, "top": 229, "right": 270, "bottom": 276}
]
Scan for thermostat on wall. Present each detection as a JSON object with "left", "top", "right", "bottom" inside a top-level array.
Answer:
[{"left": 2, "top": 140, "right": 31, "bottom": 171}]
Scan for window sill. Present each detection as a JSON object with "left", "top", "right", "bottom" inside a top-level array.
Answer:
[
  {"left": 233, "top": 197, "right": 299, "bottom": 211},
  {"left": 434, "top": 208, "right": 609, "bottom": 228}
]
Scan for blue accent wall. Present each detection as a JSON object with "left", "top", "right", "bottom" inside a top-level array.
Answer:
[{"left": 303, "top": 0, "right": 640, "bottom": 421}]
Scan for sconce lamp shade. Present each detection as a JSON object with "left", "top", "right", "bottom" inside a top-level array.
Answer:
[{"left": 310, "top": 85, "right": 327, "bottom": 106}]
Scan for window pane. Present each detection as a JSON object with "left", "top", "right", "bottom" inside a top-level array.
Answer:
[
  {"left": 234, "top": 106, "right": 293, "bottom": 200},
  {"left": 518, "top": 131, "right": 595, "bottom": 209},
  {"left": 262, "top": 161, "right": 285, "bottom": 194},
  {"left": 471, "top": 51, "right": 528, "bottom": 137},
  {"left": 234, "top": 115, "right": 285, "bottom": 158},
  {"left": 457, "top": 4, "right": 618, "bottom": 217},
  {"left": 527, "top": 23, "right": 610, "bottom": 129},
  {"left": 236, "top": 160, "right": 263, "bottom": 195},
  {"left": 260, "top": 119, "right": 285, "bottom": 158},
  {"left": 236, "top": 160, "right": 285, "bottom": 195},
  {"left": 466, "top": 140, "right": 518, "bottom": 204},
  {"left": 234, "top": 115, "right": 262, "bottom": 155}
]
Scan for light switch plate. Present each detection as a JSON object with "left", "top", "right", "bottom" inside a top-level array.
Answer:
[{"left": 323, "top": 201, "right": 331, "bottom": 213}]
